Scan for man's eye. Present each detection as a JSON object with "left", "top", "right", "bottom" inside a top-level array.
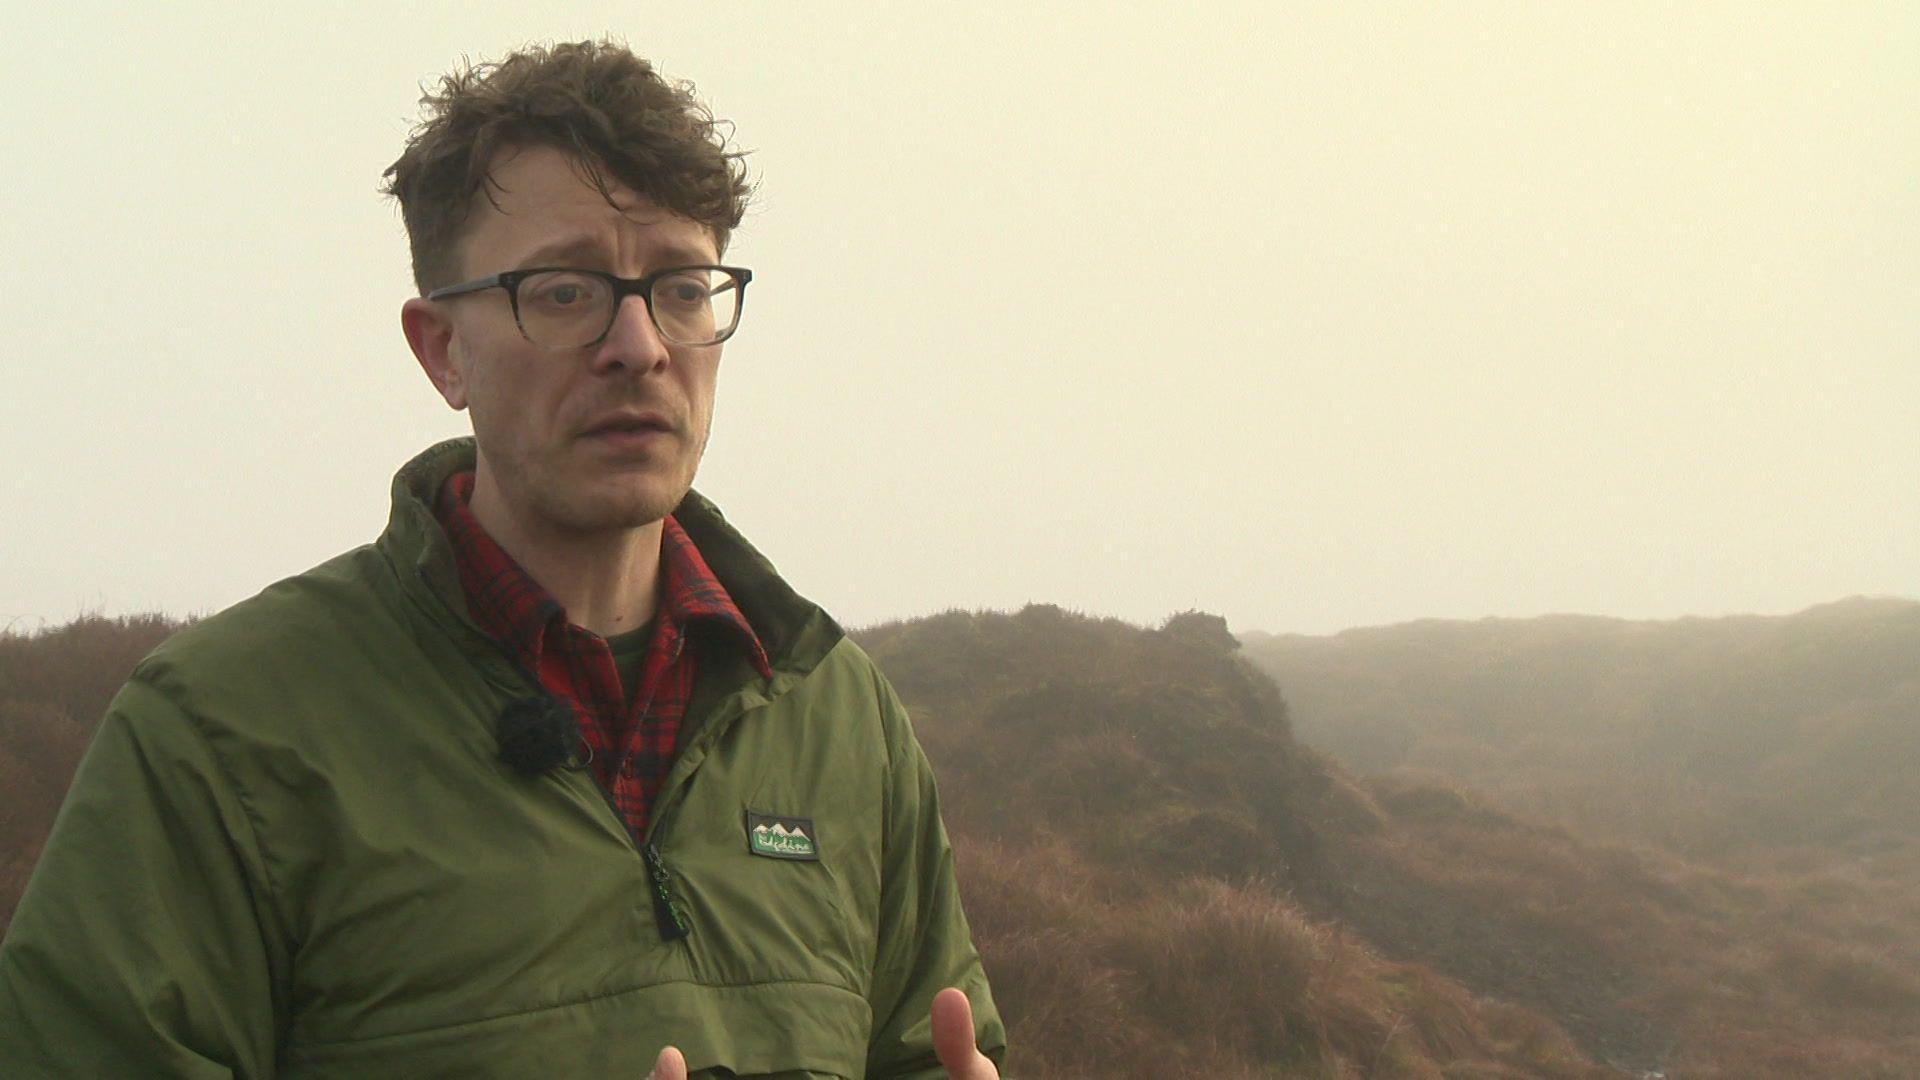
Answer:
[
  {"left": 660, "top": 280, "right": 709, "bottom": 306},
  {"left": 525, "top": 273, "right": 604, "bottom": 309}
]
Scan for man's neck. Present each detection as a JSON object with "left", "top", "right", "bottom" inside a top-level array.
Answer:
[{"left": 467, "top": 470, "right": 663, "bottom": 640}]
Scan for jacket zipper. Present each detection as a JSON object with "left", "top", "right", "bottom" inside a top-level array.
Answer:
[
  {"left": 612, "top": 633, "right": 693, "bottom": 943},
  {"left": 577, "top": 766, "right": 690, "bottom": 942},
  {"left": 416, "top": 565, "right": 695, "bottom": 943},
  {"left": 643, "top": 843, "right": 692, "bottom": 940}
]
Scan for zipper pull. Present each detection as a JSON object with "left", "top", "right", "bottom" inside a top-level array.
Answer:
[{"left": 643, "top": 843, "right": 691, "bottom": 941}]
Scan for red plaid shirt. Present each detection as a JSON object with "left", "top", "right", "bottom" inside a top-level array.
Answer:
[{"left": 436, "top": 471, "right": 772, "bottom": 841}]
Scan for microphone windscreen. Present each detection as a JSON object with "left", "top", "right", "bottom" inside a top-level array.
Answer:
[{"left": 496, "top": 696, "right": 578, "bottom": 776}]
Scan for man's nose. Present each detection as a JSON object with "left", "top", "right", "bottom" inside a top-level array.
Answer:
[{"left": 590, "top": 294, "right": 671, "bottom": 374}]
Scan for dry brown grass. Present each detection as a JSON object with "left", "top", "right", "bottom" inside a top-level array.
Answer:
[
  {"left": 1241, "top": 604, "right": 1920, "bottom": 1075},
  {"left": 955, "top": 836, "right": 1604, "bottom": 1078},
  {"left": 9, "top": 606, "right": 1920, "bottom": 1076},
  {"left": 1, "top": 613, "right": 179, "bottom": 925},
  {"left": 1361, "top": 772, "right": 1920, "bottom": 1077}
]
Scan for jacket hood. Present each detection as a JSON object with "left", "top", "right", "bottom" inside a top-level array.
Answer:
[{"left": 374, "top": 436, "right": 845, "bottom": 683}]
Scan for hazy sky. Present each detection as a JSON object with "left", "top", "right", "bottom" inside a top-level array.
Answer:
[{"left": 2, "top": 3, "right": 1914, "bottom": 636}]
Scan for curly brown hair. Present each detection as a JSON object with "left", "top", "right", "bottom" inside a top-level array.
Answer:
[{"left": 383, "top": 39, "right": 752, "bottom": 293}]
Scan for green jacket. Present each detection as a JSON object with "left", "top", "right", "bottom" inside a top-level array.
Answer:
[{"left": 0, "top": 438, "right": 1004, "bottom": 1079}]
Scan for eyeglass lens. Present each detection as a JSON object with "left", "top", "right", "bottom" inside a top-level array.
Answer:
[{"left": 516, "top": 269, "right": 741, "bottom": 348}]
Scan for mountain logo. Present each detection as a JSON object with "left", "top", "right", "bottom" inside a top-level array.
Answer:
[{"left": 746, "top": 812, "right": 820, "bottom": 861}]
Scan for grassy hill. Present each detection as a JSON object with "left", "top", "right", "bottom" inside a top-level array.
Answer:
[
  {"left": 853, "top": 606, "right": 1615, "bottom": 1076},
  {"left": 863, "top": 606, "right": 1920, "bottom": 1076},
  {"left": 6, "top": 605, "right": 1919, "bottom": 1075},
  {"left": 1237, "top": 597, "right": 1920, "bottom": 861},
  {"left": 1239, "top": 598, "right": 1920, "bottom": 1075},
  {"left": 0, "top": 613, "right": 178, "bottom": 927}
]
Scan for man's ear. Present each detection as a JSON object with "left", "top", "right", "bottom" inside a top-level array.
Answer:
[{"left": 402, "top": 297, "right": 468, "bottom": 410}]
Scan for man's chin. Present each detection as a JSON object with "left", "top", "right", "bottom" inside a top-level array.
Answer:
[{"left": 550, "top": 477, "right": 690, "bottom": 532}]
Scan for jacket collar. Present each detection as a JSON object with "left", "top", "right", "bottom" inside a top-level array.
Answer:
[{"left": 376, "top": 437, "right": 843, "bottom": 682}]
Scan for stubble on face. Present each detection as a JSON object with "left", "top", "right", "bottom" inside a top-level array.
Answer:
[
  {"left": 477, "top": 389, "right": 714, "bottom": 537},
  {"left": 448, "top": 145, "right": 724, "bottom": 542}
]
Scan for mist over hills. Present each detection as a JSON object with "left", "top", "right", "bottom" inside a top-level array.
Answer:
[
  {"left": 5, "top": 601, "right": 1919, "bottom": 1075},
  {"left": 1238, "top": 596, "right": 1920, "bottom": 861}
]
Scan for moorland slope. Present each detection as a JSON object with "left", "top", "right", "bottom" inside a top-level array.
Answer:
[
  {"left": 1238, "top": 597, "right": 1920, "bottom": 860},
  {"left": 5, "top": 606, "right": 1918, "bottom": 1075}
]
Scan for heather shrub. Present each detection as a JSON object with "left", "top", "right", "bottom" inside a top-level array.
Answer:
[{"left": 1116, "top": 878, "right": 1322, "bottom": 1062}]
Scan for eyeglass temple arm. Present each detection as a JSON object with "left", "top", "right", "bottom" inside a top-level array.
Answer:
[{"left": 424, "top": 274, "right": 508, "bottom": 301}]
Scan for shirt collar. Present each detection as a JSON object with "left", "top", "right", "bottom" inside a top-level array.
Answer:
[{"left": 434, "top": 469, "right": 772, "bottom": 680}]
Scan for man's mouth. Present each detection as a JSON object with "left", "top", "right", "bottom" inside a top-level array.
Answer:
[
  {"left": 576, "top": 410, "right": 679, "bottom": 456},
  {"left": 580, "top": 411, "right": 676, "bottom": 439}
]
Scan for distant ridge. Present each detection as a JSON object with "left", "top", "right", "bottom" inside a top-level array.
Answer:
[
  {"left": 1240, "top": 592, "right": 1920, "bottom": 858},
  {"left": 1238, "top": 593, "right": 1920, "bottom": 645}
]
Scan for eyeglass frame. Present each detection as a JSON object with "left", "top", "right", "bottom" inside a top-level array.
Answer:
[{"left": 424, "top": 264, "right": 753, "bottom": 349}]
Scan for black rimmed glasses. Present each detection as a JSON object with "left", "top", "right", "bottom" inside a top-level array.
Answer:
[{"left": 426, "top": 265, "right": 752, "bottom": 349}]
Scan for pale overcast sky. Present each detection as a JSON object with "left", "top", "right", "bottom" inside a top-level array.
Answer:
[{"left": 2, "top": 3, "right": 1914, "bottom": 636}]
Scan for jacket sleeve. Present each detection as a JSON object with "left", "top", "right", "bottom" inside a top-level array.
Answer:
[
  {"left": 862, "top": 672, "right": 1008, "bottom": 1080},
  {"left": 0, "top": 673, "right": 289, "bottom": 1079}
]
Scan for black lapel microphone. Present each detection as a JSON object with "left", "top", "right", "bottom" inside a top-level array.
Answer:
[{"left": 495, "top": 696, "right": 592, "bottom": 776}]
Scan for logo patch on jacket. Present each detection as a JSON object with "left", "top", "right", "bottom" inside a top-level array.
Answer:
[{"left": 746, "top": 812, "right": 820, "bottom": 861}]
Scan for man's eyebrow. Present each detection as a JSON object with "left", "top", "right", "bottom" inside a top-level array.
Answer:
[{"left": 514, "top": 237, "right": 715, "bottom": 272}]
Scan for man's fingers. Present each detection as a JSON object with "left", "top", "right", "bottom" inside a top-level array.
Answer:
[
  {"left": 931, "top": 987, "right": 998, "bottom": 1079},
  {"left": 648, "top": 1044, "right": 687, "bottom": 1080},
  {"left": 648, "top": 995, "right": 991, "bottom": 1080}
]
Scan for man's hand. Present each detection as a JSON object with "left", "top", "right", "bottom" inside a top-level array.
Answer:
[
  {"left": 931, "top": 986, "right": 999, "bottom": 1079},
  {"left": 647, "top": 986, "right": 996, "bottom": 1080}
]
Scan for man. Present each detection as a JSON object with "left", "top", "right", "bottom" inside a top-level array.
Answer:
[{"left": 0, "top": 40, "right": 1005, "bottom": 1079}]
